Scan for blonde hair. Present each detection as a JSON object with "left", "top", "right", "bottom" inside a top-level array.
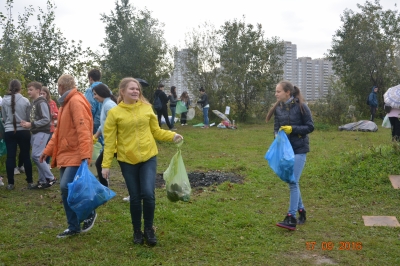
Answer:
[
  {"left": 118, "top": 77, "right": 150, "bottom": 104},
  {"left": 57, "top": 74, "right": 76, "bottom": 91}
]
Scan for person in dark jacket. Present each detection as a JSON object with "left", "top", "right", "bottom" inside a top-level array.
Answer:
[
  {"left": 368, "top": 86, "right": 378, "bottom": 122},
  {"left": 154, "top": 84, "right": 173, "bottom": 130},
  {"left": 266, "top": 80, "right": 314, "bottom": 231},
  {"left": 168, "top": 86, "right": 178, "bottom": 130},
  {"left": 197, "top": 87, "right": 209, "bottom": 128}
]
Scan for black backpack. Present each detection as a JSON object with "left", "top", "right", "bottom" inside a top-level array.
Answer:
[{"left": 153, "top": 95, "right": 162, "bottom": 111}]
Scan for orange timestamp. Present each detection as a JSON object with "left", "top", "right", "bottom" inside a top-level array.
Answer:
[{"left": 306, "top": 241, "right": 362, "bottom": 251}]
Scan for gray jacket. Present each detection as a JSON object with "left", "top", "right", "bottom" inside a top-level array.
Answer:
[{"left": 1, "top": 93, "right": 31, "bottom": 132}]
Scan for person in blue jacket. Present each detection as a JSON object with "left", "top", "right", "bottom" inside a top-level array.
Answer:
[
  {"left": 368, "top": 86, "right": 378, "bottom": 122},
  {"left": 266, "top": 80, "right": 314, "bottom": 231},
  {"left": 84, "top": 69, "right": 104, "bottom": 142}
]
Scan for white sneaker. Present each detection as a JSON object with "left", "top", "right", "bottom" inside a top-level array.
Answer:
[
  {"left": 19, "top": 166, "right": 25, "bottom": 173},
  {"left": 0, "top": 177, "right": 4, "bottom": 186},
  {"left": 123, "top": 196, "right": 130, "bottom": 202},
  {"left": 14, "top": 167, "right": 20, "bottom": 175}
]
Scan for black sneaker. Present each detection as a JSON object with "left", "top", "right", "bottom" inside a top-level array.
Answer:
[
  {"left": 144, "top": 227, "right": 157, "bottom": 246},
  {"left": 57, "top": 229, "right": 80, "bottom": 238},
  {"left": 46, "top": 178, "right": 57, "bottom": 187},
  {"left": 31, "top": 182, "right": 51, "bottom": 189},
  {"left": 133, "top": 230, "right": 144, "bottom": 245},
  {"left": 81, "top": 212, "right": 97, "bottom": 233},
  {"left": 276, "top": 214, "right": 297, "bottom": 230},
  {"left": 298, "top": 209, "right": 306, "bottom": 225}
]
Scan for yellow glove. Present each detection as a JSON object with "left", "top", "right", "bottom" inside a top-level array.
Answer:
[
  {"left": 93, "top": 135, "right": 98, "bottom": 144},
  {"left": 279, "top": 126, "right": 292, "bottom": 134}
]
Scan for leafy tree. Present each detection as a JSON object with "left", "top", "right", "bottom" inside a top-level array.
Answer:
[
  {"left": 17, "top": 0, "right": 91, "bottom": 92},
  {"left": 0, "top": 0, "right": 24, "bottom": 92},
  {"left": 327, "top": 0, "right": 400, "bottom": 109},
  {"left": 218, "top": 17, "right": 285, "bottom": 121},
  {"left": 100, "top": 0, "right": 172, "bottom": 98},
  {"left": 184, "top": 22, "right": 223, "bottom": 111}
]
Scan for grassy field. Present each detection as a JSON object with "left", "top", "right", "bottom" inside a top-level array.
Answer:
[{"left": 0, "top": 118, "right": 399, "bottom": 266}]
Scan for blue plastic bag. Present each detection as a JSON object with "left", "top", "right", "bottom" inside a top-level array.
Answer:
[
  {"left": 265, "top": 130, "right": 295, "bottom": 183},
  {"left": 67, "top": 160, "right": 116, "bottom": 221}
]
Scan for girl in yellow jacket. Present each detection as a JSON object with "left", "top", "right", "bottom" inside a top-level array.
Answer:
[{"left": 101, "top": 78, "right": 183, "bottom": 246}]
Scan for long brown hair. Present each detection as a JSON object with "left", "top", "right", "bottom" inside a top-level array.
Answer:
[
  {"left": 117, "top": 78, "right": 150, "bottom": 105},
  {"left": 266, "top": 80, "right": 305, "bottom": 122},
  {"left": 41, "top": 86, "right": 51, "bottom": 102},
  {"left": 8, "top": 79, "right": 22, "bottom": 133}
]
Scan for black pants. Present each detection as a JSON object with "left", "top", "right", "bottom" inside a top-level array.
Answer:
[
  {"left": 370, "top": 106, "right": 377, "bottom": 121},
  {"left": 95, "top": 150, "right": 108, "bottom": 187},
  {"left": 389, "top": 117, "right": 400, "bottom": 141},
  {"left": 4, "top": 130, "right": 33, "bottom": 184},
  {"left": 157, "top": 105, "right": 172, "bottom": 129},
  {"left": 181, "top": 112, "right": 187, "bottom": 124}
]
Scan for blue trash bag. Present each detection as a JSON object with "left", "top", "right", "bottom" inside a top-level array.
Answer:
[
  {"left": 67, "top": 160, "right": 116, "bottom": 221},
  {"left": 264, "top": 130, "right": 295, "bottom": 183}
]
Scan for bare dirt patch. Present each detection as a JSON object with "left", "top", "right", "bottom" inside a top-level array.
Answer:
[{"left": 155, "top": 171, "right": 245, "bottom": 188}]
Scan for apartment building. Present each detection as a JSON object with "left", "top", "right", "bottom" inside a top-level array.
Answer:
[{"left": 283, "top": 41, "right": 334, "bottom": 101}]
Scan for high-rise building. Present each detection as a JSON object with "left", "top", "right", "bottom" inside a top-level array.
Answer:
[{"left": 282, "top": 41, "right": 334, "bottom": 101}]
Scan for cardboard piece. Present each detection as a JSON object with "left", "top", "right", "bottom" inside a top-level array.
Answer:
[
  {"left": 389, "top": 175, "right": 400, "bottom": 189},
  {"left": 362, "top": 216, "right": 400, "bottom": 227}
]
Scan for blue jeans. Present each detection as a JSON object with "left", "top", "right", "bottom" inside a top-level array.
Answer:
[
  {"left": 288, "top": 154, "right": 306, "bottom": 218},
  {"left": 170, "top": 106, "right": 176, "bottom": 128},
  {"left": 119, "top": 157, "right": 157, "bottom": 230},
  {"left": 202, "top": 107, "right": 209, "bottom": 126},
  {"left": 59, "top": 166, "right": 95, "bottom": 232}
]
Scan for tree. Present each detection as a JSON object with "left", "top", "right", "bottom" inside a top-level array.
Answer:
[
  {"left": 100, "top": 0, "right": 172, "bottom": 98},
  {"left": 17, "top": 0, "right": 91, "bottom": 91},
  {"left": 218, "top": 17, "right": 284, "bottom": 121},
  {"left": 327, "top": 0, "right": 400, "bottom": 108},
  {"left": 184, "top": 22, "right": 223, "bottom": 111},
  {"left": 0, "top": 0, "right": 24, "bottom": 92}
]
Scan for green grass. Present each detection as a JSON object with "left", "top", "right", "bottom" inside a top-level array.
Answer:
[{"left": 1, "top": 119, "right": 400, "bottom": 265}]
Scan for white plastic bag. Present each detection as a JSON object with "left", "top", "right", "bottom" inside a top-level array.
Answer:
[{"left": 382, "top": 115, "right": 391, "bottom": 128}]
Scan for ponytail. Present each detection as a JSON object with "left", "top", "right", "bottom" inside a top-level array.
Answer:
[{"left": 8, "top": 80, "right": 22, "bottom": 133}]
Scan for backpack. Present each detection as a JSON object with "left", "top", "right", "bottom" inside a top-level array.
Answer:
[
  {"left": 153, "top": 95, "right": 162, "bottom": 111},
  {"left": 366, "top": 94, "right": 370, "bottom": 105}
]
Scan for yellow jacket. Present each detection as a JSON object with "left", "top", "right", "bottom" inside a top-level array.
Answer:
[{"left": 102, "top": 100, "right": 176, "bottom": 168}]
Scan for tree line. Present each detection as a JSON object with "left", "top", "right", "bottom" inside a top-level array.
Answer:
[{"left": 1, "top": 0, "right": 400, "bottom": 122}]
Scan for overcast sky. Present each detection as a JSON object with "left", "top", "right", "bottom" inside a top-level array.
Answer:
[{"left": 2, "top": 0, "right": 399, "bottom": 59}]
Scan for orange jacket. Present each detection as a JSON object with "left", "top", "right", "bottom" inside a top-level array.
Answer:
[{"left": 43, "top": 89, "right": 93, "bottom": 168}]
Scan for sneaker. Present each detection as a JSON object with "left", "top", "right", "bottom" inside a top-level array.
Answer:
[
  {"left": 19, "top": 166, "right": 25, "bottom": 173},
  {"left": 57, "top": 229, "right": 80, "bottom": 238},
  {"left": 123, "top": 196, "right": 130, "bottom": 202},
  {"left": 0, "top": 177, "right": 4, "bottom": 186},
  {"left": 170, "top": 127, "right": 177, "bottom": 131},
  {"left": 298, "top": 209, "right": 306, "bottom": 225},
  {"left": 14, "top": 167, "right": 20, "bottom": 175},
  {"left": 81, "top": 212, "right": 97, "bottom": 233},
  {"left": 27, "top": 183, "right": 36, "bottom": 189},
  {"left": 201, "top": 126, "right": 209, "bottom": 129},
  {"left": 276, "top": 214, "right": 297, "bottom": 230},
  {"left": 30, "top": 182, "right": 51, "bottom": 189},
  {"left": 144, "top": 227, "right": 157, "bottom": 246},
  {"left": 46, "top": 177, "right": 57, "bottom": 186},
  {"left": 6, "top": 184, "right": 15, "bottom": 190},
  {"left": 133, "top": 230, "right": 144, "bottom": 245}
]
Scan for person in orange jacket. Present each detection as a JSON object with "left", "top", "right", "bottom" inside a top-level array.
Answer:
[{"left": 40, "top": 74, "right": 95, "bottom": 238}]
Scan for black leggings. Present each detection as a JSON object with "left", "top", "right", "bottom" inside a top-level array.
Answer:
[{"left": 389, "top": 117, "right": 400, "bottom": 141}]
